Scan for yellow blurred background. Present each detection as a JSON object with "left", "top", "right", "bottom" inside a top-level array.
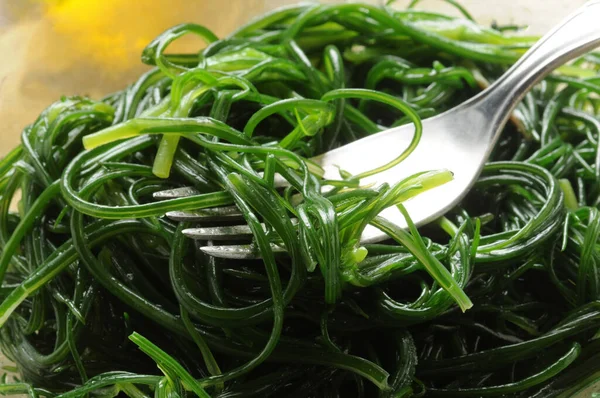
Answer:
[
  {"left": 0, "top": 0, "right": 586, "bottom": 159},
  {"left": 0, "top": 0, "right": 264, "bottom": 156}
]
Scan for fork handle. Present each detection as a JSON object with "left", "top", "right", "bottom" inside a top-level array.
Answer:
[{"left": 478, "top": 0, "right": 600, "bottom": 140}]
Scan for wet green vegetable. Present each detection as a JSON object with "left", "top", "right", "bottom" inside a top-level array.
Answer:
[{"left": 0, "top": 1, "right": 599, "bottom": 397}]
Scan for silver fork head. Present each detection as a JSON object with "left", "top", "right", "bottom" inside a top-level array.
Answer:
[{"left": 155, "top": 100, "right": 492, "bottom": 257}]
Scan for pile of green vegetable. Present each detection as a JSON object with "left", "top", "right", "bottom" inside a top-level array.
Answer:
[{"left": 1, "top": 1, "right": 600, "bottom": 396}]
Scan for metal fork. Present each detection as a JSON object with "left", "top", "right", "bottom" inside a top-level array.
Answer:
[{"left": 155, "top": 1, "right": 600, "bottom": 259}]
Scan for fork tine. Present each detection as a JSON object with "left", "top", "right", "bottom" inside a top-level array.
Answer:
[
  {"left": 183, "top": 218, "right": 298, "bottom": 240},
  {"left": 166, "top": 206, "right": 243, "bottom": 221},
  {"left": 155, "top": 182, "right": 295, "bottom": 222},
  {"left": 200, "top": 243, "right": 286, "bottom": 259},
  {"left": 153, "top": 174, "right": 287, "bottom": 200},
  {"left": 153, "top": 186, "right": 200, "bottom": 199},
  {"left": 183, "top": 224, "right": 259, "bottom": 240}
]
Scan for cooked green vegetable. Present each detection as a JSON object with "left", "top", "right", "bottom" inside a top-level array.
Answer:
[{"left": 0, "top": 1, "right": 599, "bottom": 397}]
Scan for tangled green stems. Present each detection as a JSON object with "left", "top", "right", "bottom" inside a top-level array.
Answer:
[{"left": 0, "top": 1, "right": 599, "bottom": 397}]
